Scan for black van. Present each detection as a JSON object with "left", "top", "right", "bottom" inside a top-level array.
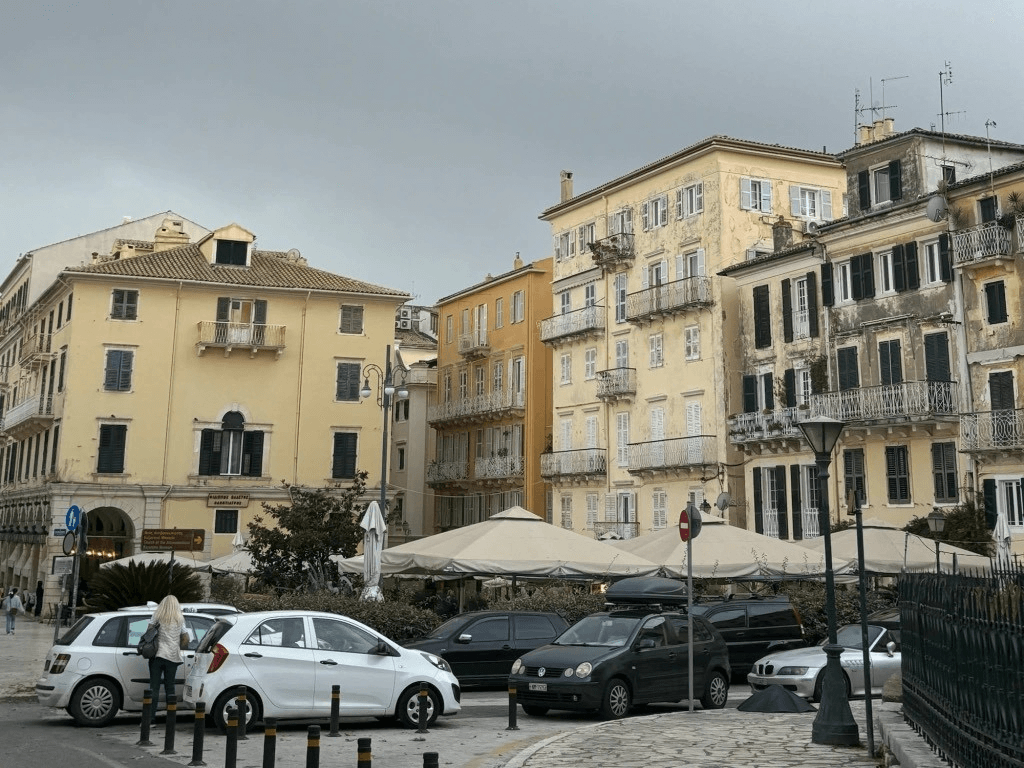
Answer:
[{"left": 688, "top": 596, "right": 805, "bottom": 679}]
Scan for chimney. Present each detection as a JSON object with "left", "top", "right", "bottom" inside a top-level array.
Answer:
[
  {"left": 773, "top": 216, "right": 794, "bottom": 252},
  {"left": 560, "top": 170, "right": 573, "bottom": 202},
  {"left": 858, "top": 125, "right": 873, "bottom": 145},
  {"left": 153, "top": 218, "right": 190, "bottom": 252},
  {"left": 513, "top": 252, "right": 523, "bottom": 270},
  {"left": 883, "top": 117, "right": 895, "bottom": 137}
]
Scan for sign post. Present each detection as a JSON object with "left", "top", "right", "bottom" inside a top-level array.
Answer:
[
  {"left": 140, "top": 529, "right": 206, "bottom": 592},
  {"left": 679, "top": 503, "right": 703, "bottom": 713}
]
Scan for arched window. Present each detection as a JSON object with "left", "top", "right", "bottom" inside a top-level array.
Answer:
[{"left": 198, "top": 410, "right": 264, "bottom": 477}]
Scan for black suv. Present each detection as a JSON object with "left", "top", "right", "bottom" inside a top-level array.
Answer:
[
  {"left": 508, "top": 578, "right": 731, "bottom": 719},
  {"left": 688, "top": 596, "right": 805, "bottom": 679}
]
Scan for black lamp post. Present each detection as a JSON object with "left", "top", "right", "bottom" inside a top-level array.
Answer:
[
  {"left": 360, "top": 345, "right": 409, "bottom": 522},
  {"left": 927, "top": 509, "right": 945, "bottom": 573},
  {"left": 797, "top": 416, "right": 859, "bottom": 746}
]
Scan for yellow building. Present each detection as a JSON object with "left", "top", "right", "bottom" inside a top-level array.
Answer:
[
  {"left": 538, "top": 137, "right": 845, "bottom": 538},
  {"left": 427, "top": 256, "right": 553, "bottom": 528},
  {"left": 0, "top": 217, "right": 409, "bottom": 606}
]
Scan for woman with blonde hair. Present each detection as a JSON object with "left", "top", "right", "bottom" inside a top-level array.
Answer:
[{"left": 146, "top": 595, "right": 189, "bottom": 705}]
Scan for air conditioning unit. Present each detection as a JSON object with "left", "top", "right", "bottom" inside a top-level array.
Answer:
[
  {"left": 399, "top": 319, "right": 411, "bottom": 329},
  {"left": 804, "top": 220, "right": 821, "bottom": 235}
]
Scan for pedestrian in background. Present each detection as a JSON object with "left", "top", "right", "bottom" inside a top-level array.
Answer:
[
  {"left": 3, "top": 588, "right": 25, "bottom": 634},
  {"left": 34, "top": 581, "right": 43, "bottom": 618},
  {"left": 145, "top": 595, "right": 189, "bottom": 705}
]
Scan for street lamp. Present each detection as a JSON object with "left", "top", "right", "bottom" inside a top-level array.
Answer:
[
  {"left": 797, "top": 416, "right": 859, "bottom": 746},
  {"left": 927, "top": 509, "right": 946, "bottom": 573},
  {"left": 360, "top": 344, "right": 409, "bottom": 523}
]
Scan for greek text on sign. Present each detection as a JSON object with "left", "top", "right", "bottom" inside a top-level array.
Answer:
[
  {"left": 207, "top": 492, "right": 250, "bottom": 508},
  {"left": 141, "top": 528, "right": 206, "bottom": 552}
]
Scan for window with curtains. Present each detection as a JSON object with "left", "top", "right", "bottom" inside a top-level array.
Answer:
[
  {"left": 885, "top": 445, "right": 911, "bottom": 504},
  {"left": 199, "top": 411, "right": 264, "bottom": 477}
]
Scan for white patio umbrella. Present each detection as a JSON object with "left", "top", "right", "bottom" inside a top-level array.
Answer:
[
  {"left": 360, "top": 501, "right": 387, "bottom": 601},
  {"left": 994, "top": 511, "right": 1014, "bottom": 568},
  {"left": 205, "top": 549, "right": 256, "bottom": 575},
  {"left": 99, "top": 551, "right": 204, "bottom": 569}
]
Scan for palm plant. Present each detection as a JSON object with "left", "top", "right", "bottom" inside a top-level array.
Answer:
[{"left": 86, "top": 561, "right": 205, "bottom": 612}]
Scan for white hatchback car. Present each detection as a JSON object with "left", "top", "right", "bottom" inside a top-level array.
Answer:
[
  {"left": 184, "top": 610, "right": 462, "bottom": 730},
  {"left": 36, "top": 605, "right": 233, "bottom": 726}
]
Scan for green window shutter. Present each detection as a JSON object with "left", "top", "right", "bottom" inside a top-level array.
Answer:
[
  {"left": 243, "top": 431, "right": 264, "bottom": 477},
  {"left": 806, "top": 271, "right": 819, "bottom": 337},
  {"left": 332, "top": 433, "right": 358, "bottom": 479},
  {"left": 97, "top": 424, "right": 126, "bottom": 473},
  {"left": 888, "top": 159, "right": 902, "bottom": 201},
  {"left": 753, "top": 285, "right": 771, "bottom": 348},
  {"left": 938, "top": 234, "right": 952, "bottom": 282},
  {"left": 254, "top": 300, "right": 267, "bottom": 324},
  {"left": 775, "top": 465, "right": 788, "bottom": 539},
  {"left": 743, "top": 375, "right": 757, "bottom": 414},
  {"left": 820, "top": 262, "right": 834, "bottom": 307},
  {"left": 216, "top": 297, "right": 231, "bottom": 322},
  {"left": 903, "top": 242, "right": 919, "bottom": 289},
  {"left": 790, "top": 464, "right": 803, "bottom": 540},
  {"left": 198, "top": 429, "right": 218, "bottom": 476},
  {"left": 982, "top": 478, "right": 998, "bottom": 529},
  {"left": 781, "top": 279, "right": 793, "bottom": 343},
  {"left": 752, "top": 468, "right": 763, "bottom": 535},
  {"left": 858, "top": 170, "right": 870, "bottom": 210},
  {"left": 784, "top": 368, "right": 796, "bottom": 408}
]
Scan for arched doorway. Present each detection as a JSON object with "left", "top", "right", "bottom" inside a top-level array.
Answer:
[{"left": 80, "top": 506, "right": 135, "bottom": 583}]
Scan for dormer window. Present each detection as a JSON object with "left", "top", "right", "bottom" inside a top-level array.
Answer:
[{"left": 215, "top": 239, "right": 249, "bottom": 266}]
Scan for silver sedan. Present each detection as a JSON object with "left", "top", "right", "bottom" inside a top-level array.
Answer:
[{"left": 747, "top": 623, "right": 900, "bottom": 701}]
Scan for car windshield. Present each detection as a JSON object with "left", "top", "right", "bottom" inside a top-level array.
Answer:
[
  {"left": 421, "top": 615, "right": 467, "bottom": 639},
  {"left": 827, "top": 623, "right": 884, "bottom": 650},
  {"left": 55, "top": 615, "right": 95, "bottom": 646},
  {"left": 555, "top": 615, "right": 639, "bottom": 647}
]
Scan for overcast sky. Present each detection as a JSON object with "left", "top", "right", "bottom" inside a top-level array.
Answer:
[{"left": 1, "top": 1, "right": 1021, "bottom": 305}]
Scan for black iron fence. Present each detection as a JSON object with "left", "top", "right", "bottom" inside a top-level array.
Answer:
[{"left": 900, "top": 564, "right": 1024, "bottom": 768}]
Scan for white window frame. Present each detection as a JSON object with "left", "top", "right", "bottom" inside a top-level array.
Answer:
[
  {"left": 578, "top": 222, "right": 596, "bottom": 255},
  {"left": 791, "top": 186, "right": 833, "bottom": 220},
  {"left": 616, "top": 412, "right": 630, "bottom": 466},
  {"left": 560, "top": 416, "right": 573, "bottom": 451},
  {"left": 560, "top": 494, "right": 573, "bottom": 529},
  {"left": 445, "top": 315, "right": 453, "bottom": 344},
  {"left": 836, "top": 260, "right": 853, "bottom": 304},
  {"left": 492, "top": 361, "right": 503, "bottom": 393},
  {"left": 559, "top": 290, "right": 571, "bottom": 315},
  {"left": 871, "top": 163, "right": 893, "bottom": 207},
  {"left": 997, "top": 477, "right": 1024, "bottom": 528},
  {"left": 495, "top": 297, "right": 504, "bottom": 328},
  {"left": 652, "top": 488, "right": 667, "bottom": 530},
  {"left": 922, "top": 239, "right": 942, "bottom": 286},
  {"left": 614, "top": 274, "right": 628, "bottom": 323},
  {"left": 585, "top": 415, "right": 598, "bottom": 449},
  {"left": 560, "top": 353, "right": 572, "bottom": 384},
  {"left": 877, "top": 250, "right": 896, "bottom": 295},
  {"left": 677, "top": 182, "right": 704, "bottom": 218},
  {"left": 740, "top": 178, "right": 772, "bottom": 213},
  {"left": 649, "top": 333, "right": 664, "bottom": 368},
  {"left": 586, "top": 493, "right": 599, "bottom": 530},
  {"left": 609, "top": 207, "right": 634, "bottom": 235},
  {"left": 584, "top": 347, "right": 597, "bottom": 379},
  {"left": 684, "top": 326, "right": 700, "bottom": 360},
  {"left": 796, "top": 367, "right": 812, "bottom": 406},
  {"left": 793, "top": 276, "right": 811, "bottom": 338},
  {"left": 584, "top": 283, "right": 597, "bottom": 307},
  {"left": 642, "top": 194, "right": 669, "bottom": 230},
  {"left": 615, "top": 339, "right": 629, "bottom": 369},
  {"left": 554, "top": 230, "right": 575, "bottom": 261},
  {"left": 512, "top": 290, "right": 525, "bottom": 323}
]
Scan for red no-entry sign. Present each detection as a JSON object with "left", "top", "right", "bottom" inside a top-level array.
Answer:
[{"left": 679, "top": 506, "right": 703, "bottom": 542}]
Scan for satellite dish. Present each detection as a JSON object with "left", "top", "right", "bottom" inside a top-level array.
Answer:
[
  {"left": 926, "top": 195, "right": 949, "bottom": 223},
  {"left": 286, "top": 248, "right": 302, "bottom": 260},
  {"left": 715, "top": 492, "right": 731, "bottom": 511},
  {"left": 805, "top": 220, "right": 820, "bottom": 235}
]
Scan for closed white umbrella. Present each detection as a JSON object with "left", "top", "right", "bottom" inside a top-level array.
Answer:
[
  {"left": 360, "top": 501, "right": 387, "bottom": 601},
  {"left": 994, "top": 511, "right": 1014, "bottom": 568}
]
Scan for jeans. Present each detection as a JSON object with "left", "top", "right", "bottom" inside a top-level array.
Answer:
[
  {"left": 4, "top": 612, "right": 14, "bottom": 633},
  {"left": 148, "top": 657, "right": 181, "bottom": 705}
]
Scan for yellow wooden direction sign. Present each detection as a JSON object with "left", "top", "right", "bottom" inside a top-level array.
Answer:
[{"left": 141, "top": 528, "right": 206, "bottom": 552}]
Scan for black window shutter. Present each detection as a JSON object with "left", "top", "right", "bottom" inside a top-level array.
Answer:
[
  {"left": 821, "top": 263, "right": 834, "bottom": 307},
  {"left": 243, "top": 430, "right": 264, "bottom": 477},
  {"left": 879, "top": 340, "right": 903, "bottom": 385},
  {"left": 924, "top": 333, "right": 950, "bottom": 382},
  {"left": 332, "top": 433, "right": 358, "bottom": 479},
  {"left": 806, "top": 271, "right": 819, "bottom": 337},
  {"left": 198, "top": 429, "right": 217, "bottom": 476},
  {"left": 790, "top": 464, "right": 803, "bottom": 540},
  {"left": 892, "top": 244, "right": 907, "bottom": 292},
  {"left": 931, "top": 443, "right": 957, "bottom": 501},
  {"left": 990, "top": 371, "right": 1015, "bottom": 411},
  {"left": 104, "top": 351, "right": 121, "bottom": 390},
  {"left": 986, "top": 282, "right": 1008, "bottom": 323},
  {"left": 753, "top": 468, "right": 763, "bottom": 535},
  {"left": 844, "top": 449, "right": 865, "bottom": 506},
  {"left": 861, "top": 253, "right": 875, "bottom": 298},
  {"left": 337, "top": 363, "right": 360, "bottom": 401},
  {"left": 888, "top": 159, "right": 902, "bottom": 201},
  {"left": 98, "top": 424, "right": 126, "bottom": 473},
  {"left": 983, "top": 478, "right": 998, "bottom": 529},
  {"left": 938, "top": 234, "right": 952, "bottom": 282},
  {"left": 762, "top": 373, "right": 774, "bottom": 410},
  {"left": 858, "top": 170, "right": 870, "bottom": 210},
  {"left": 781, "top": 279, "right": 793, "bottom": 342},
  {"left": 775, "top": 465, "right": 789, "bottom": 539},
  {"left": 216, "top": 297, "right": 231, "bottom": 322},
  {"left": 743, "top": 375, "right": 758, "bottom": 413},
  {"left": 118, "top": 351, "right": 133, "bottom": 391},
  {"left": 838, "top": 347, "right": 860, "bottom": 391},
  {"left": 850, "top": 255, "right": 864, "bottom": 300},
  {"left": 904, "top": 242, "right": 919, "bottom": 289},
  {"left": 753, "top": 285, "right": 771, "bottom": 348},
  {"left": 784, "top": 368, "right": 796, "bottom": 408},
  {"left": 254, "top": 300, "right": 267, "bottom": 324}
]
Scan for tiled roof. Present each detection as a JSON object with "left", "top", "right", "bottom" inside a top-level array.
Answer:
[
  {"left": 838, "top": 127, "right": 1024, "bottom": 157},
  {"left": 395, "top": 326, "right": 438, "bottom": 348},
  {"left": 719, "top": 241, "right": 819, "bottom": 277},
  {"left": 64, "top": 244, "right": 409, "bottom": 297}
]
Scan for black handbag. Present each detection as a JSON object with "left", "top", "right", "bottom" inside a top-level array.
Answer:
[{"left": 138, "top": 622, "right": 160, "bottom": 659}]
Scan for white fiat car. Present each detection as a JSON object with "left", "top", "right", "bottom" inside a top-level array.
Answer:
[{"left": 184, "top": 610, "right": 462, "bottom": 731}]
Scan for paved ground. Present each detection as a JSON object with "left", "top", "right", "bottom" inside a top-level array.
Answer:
[{"left": 5, "top": 614, "right": 949, "bottom": 768}]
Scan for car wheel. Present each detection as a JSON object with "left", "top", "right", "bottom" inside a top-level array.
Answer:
[
  {"left": 599, "top": 678, "right": 631, "bottom": 720},
  {"left": 397, "top": 685, "right": 440, "bottom": 728},
  {"left": 812, "top": 670, "right": 851, "bottom": 703},
  {"left": 212, "top": 690, "right": 263, "bottom": 733},
  {"left": 700, "top": 671, "right": 729, "bottom": 709},
  {"left": 68, "top": 678, "right": 122, "bottom": 727},
  {"left": 521, "top": 704, "right": 549, "bottom": 717}
]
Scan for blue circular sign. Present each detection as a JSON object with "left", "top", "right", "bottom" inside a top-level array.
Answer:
[{"left": 65, "top": 505, "right": 81, "bottom": 532}]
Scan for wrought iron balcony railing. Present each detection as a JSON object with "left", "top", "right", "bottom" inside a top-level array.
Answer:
[
  {"left": 196, "top": 322, "right": 286, "bottom": 356},
  {"left": 428, "top": 389, "right": 526, "bottom": 425},
  {"left": 728, "top": 407, "right": 804, "bottom": 443},
  {"left": 474, "top": 455, "right": 525, "bottom": 480},
  {"left": 3, "top": 394, "right": 54, "bottom": 438},
  {"left": 596, "top": 367, "right": 636, "bottom": 401},
  {"left": 458, "top": 329, "right": 489, "bottom": 358},
  {"left": 626, "top": 435, "right": 717, "bottom": 473},
  {"left": 801, "top": 508, "right": 821, "bottom": 539},
  {"left": 593, "top": 521, "right": 639, "bottom": 540},
  {"left": 540, "top": 306, "right": 605, "bottom": 344},
  {"left": 540, "top": 448, "right": 607, "bottom": 479},
  {"left": 19, "top": 333, "right": 54, "bottom": 367},
  {"left": 626, "top": 276, "right": 712, "bottom": 321},
  {"left": 807, "top": 380, "right": 957, "bottom": 422},
  {"left": 426, "top": 460, "right": 469, "bottom": 485},
  {"left": 589, "top": 233, "right": 635, "bottom": 269},
  {"left": 960, "top": 408, "right": 1024, "bottom": 451},
  {"left": 952, "top": 222, "right": 1013, "bottom": 265}
]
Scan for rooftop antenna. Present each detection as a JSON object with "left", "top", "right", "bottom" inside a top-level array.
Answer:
[
  {"left": 985, "top": 119, "right": 997, "bottom": 197},
  {"left": 880, "top": 75, "right": 908, "bottom": 121},
  {"left": 937, "top": 62, "right": 965, "bottom": 160},
  {"left": 854, "top": 76, "right": 903, "bottom": 142}
]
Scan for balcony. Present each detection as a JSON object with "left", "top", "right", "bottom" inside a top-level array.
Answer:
[
  {"left": 428, "top": 390, "right": 525, "bottom": 426},
  {"left": 626, "top": 435, "right": 717, "bottom": 474},
  {"left": 540, "top": 448, "right": 607, "bottom": 481},
  {"left": 960, "top": 409, "right": 1024, "bottom": 452},
  {"left": 196, "top": 322, "right": 286, "bottom": 358},
  {"left": 540, "top": 306, "right": 605, "bottom": 345},
  {"left": 458, "top": 329, "right": 489, "bottom": 359},
  {"left": 474, "top": 455, "right": 525, "bottom": 481},
  {"left": 426, "top": 460, "right": 469, "bottom": 486},
  {"left": 952, "top": 222, "right": 1013, "bottom": 266},
  {"left": 3, "top": 394, "right": 54, "bottom": 439},
  {"left": 728, "top": 407, "right": 804, "bottom": 444},
  {"left": 589, "top": 232, "right": 635, "bottom": 271},
  {"left": 19, "top": 333, "right": 55, "bottom": 368},
  {"left": 596, "top": 368, "right": 636, "bottom": 402},
  {"left": 626, "top": 276, "right": 712, "bottom": 322},
  {"left": 807, "top": 380, "right": 958, "bottom": 424},
  {"left": 593, "top": 521, "right": 639, "bottom": 540}
]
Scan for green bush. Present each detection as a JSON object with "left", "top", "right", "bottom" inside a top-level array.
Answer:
[{"left": 86, "top": 561, "right": 206, "bottom": 612}]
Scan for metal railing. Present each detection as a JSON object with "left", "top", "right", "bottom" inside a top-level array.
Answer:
[
  {"left": 589, "top": 232, "right": 635, "bottom": 267},
  {"left": 457, "top": 329, "right": 489, "bottom": 356},
  {"left": 801, "top": 508, "right": 821, "bottom": 539},
  {"left": 196, "top": 322, "right": 286, "bottom": 348},
  {"left": 19, "top": 333, "right": 54, "bottom": 365},
  {"left": 901, "top": 567, "right": 1024, "bottom": 768},
  {"left": 428, "top": 389, "right": 526, "bottom": 424},
  {"left": 3, "top": 394, "right": 54, "bottom": 433},
  {"left": 539, "top": 306, "right": 605, "bottom": 343},
  {"left": 626, "top": 435, "right": 717, "bottom": 471},
  {"left": 762, "top": 508, "right": 780, "bottom": 538},
  {"left": 540, "top": 448, "right": 607, "bottom": 478},
  {"left": 808, "top": 380, "right": 957, "bottom": 422},
  {"left": 626, "top": 276, "right": 712, "bottom": 320},
  {"left": 952, "top": 221, "right": 1013, "bottom": 264},
  {"left": 593, "top": 521, "right": 639, "bottom": 540},
  {"left": 728, "top": 406, "right": 804, "bottom": 443},
  {"left": 960, "top": 408, "right": 1024, "bottom": 451},
  {"left": 596, "top": 368, "right": 636, "bottom": 399},
  {"left": 426, "top": 460, "right": 468, "bottom": 484},
  {"left": 474, "top": 455, "right": 525, "bottom": 480}
]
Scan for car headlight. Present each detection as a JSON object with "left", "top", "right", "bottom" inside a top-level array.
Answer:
[
  {"left": 511, "top": 659, "right": 523, "bottom": 675},
  {"left": 420, "top": 652, "right": 451, "bottom": 672},
  {"left": 573, "top": 661, "right": 592, "bottom": 678},
  {"left": 777, "top": 666, "right": 809, "bottom": 675}
]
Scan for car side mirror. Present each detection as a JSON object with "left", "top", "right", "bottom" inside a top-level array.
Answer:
[
  {"left": 456, "top": 633, "right": 472, "bottom": 644},
  {"left": 637, "top": 638, "right": 656, "bottom": 650},
  {"left": 375, "top": 640, "right": 395, "bottom": 656},
  {"left": 885, "top": 641, "right": 896, "bottom": 657}
]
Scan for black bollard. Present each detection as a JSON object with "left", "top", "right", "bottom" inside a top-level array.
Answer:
[
  {"left": 235, "top": 686, "right": 248, "bottom": 740},
  {"left": 262, "top": 717, "right": 277, "bottom": 768},
  {"left": 161, "top": 693, "right": 178, "bottom": 754},
  {"left": 328, "top": 684, "right": 341, "bottom": 737},
  {"left": 423, "top": 751, "right": 439, "bottom": 768},
  {"left": 416, "top": 684, "right": 429, "bottom": 733},
  {"left": 138, "top": 688, "right": 155, "bottom": 746},
  {"left": 506, "top": 684, "right": 519, "bottom": 730},
  {"left": 306, "top": 725, "right": 321, "bottom": 768},
  {"left": 357, "top": 737, "right": 372, "bottom": 768},
  {"left": 225, "top": 705, "right": 238, "bottom": 768},
  {"left": 188, "top": 701, "right": 207, "bottom": 766}
]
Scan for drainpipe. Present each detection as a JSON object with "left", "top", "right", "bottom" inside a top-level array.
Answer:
[
  {"left": 292, "top": 291, "right": 311, "bottom": 484},
  {"left": 951, "top": 254, "right": 977, "bottom": 497}
]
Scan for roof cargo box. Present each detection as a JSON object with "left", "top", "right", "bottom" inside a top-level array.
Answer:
[{"left": 606, "top": 576, "right": 689, "bottom": 606}]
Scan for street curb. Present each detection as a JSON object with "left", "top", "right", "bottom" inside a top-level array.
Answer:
[
  {"left": 876, "top": 705, "right": 946, "bottom": 768},
  {"left": 500, "top": 721, "right": 603, "bottom": 768}
]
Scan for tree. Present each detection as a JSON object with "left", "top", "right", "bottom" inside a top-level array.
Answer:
[
  {"left": 247, "top": 473, "right": 368, "bottom": 593},
  {"left": 87, "top": 561, "right": 205, "bottom": 611},
  {"left": 904, "top": 497, "right": 994, "bottom": 558}
]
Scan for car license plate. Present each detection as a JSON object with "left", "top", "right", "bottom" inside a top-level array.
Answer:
[{"left": 529, "top": 682, "right": 547, "bottom": 692}]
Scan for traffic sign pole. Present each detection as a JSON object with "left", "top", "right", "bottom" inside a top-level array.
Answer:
[{"left": 679, "top": 504, "right": 703, "bottom": 714}]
